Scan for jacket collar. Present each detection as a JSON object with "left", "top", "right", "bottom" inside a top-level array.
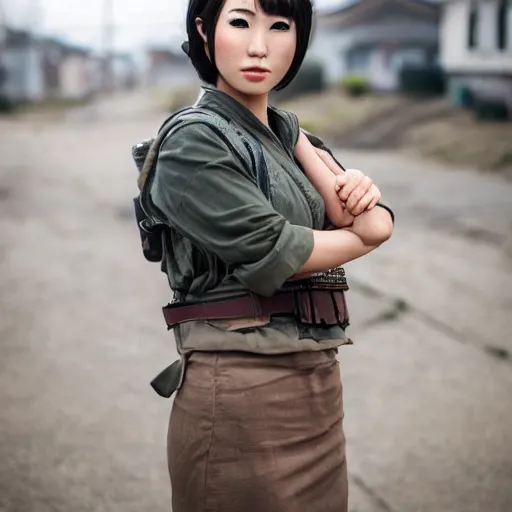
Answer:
[{"left": 197, "top": 86, "right": 293, "bottom": 156}]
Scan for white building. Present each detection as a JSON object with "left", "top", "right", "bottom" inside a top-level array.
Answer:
[
  {"left": 308, "top": 0, "right": 440, "bottom": 91},
  {"left": 440, "top": 0, "right": 512, "bottom": 109}
]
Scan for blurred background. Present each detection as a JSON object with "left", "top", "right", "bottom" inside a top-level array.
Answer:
[{"left": 1, "top": 0, "right": 511, "bottom": 511}]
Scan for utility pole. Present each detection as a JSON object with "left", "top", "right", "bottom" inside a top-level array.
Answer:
[
  {"left": 101, "top": 0, "right": 114, "bottom": 92},
  {"left": 0, "top": 0, "right": 6, "bottom": 48},
  {"left": 0, "top": 0, "right": 7, "bottom": 96}
]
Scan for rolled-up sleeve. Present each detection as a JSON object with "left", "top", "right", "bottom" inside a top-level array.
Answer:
[{"left": 150, "top": 123, "right": 314, "bottom": 296}]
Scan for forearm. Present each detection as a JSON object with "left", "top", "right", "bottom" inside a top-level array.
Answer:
[
  {"left": 294, "top": 131, "right": 351, "bottom": 227},
  {"left": 344, "top": 206, "right": 394, "bottom": 246},
  {"left": 297, "top": 228, "right": 377, "bottom": 275}
]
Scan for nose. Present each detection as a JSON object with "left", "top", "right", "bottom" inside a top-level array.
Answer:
[{"left": 247, "top": 29, "right": 268, "bottom": 58}]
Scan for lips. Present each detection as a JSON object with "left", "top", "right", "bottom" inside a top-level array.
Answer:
[
  {"left": 242, "top": 67, "right": 270, "bottom": 73},
  {"left": 241, "top": 67, "right": 270, "bottom": 82}
]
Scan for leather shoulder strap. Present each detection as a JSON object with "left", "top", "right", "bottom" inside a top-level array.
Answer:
[
  {"left": 138, "top": 107, "right": 259, "bottom": 223},
  {"left": 137, "top": 106, "right": 195, "bottom": 191}
]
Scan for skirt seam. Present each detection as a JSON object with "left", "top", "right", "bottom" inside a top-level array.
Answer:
[{"left": 203, "top": 353, "right": 219, "bottom": 512}]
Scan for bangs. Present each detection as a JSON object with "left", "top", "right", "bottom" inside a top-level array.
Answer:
[{"left": 257, "top": 0, "right": 303, "bottom": 20}]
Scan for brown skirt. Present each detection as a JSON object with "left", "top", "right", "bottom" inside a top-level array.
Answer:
[{"left": 167, "top": 350, "right": 348, "bottom": 512}]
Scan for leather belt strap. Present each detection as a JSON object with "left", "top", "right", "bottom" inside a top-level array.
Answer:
[{"left": 162, "top": 290, "right": 349, "bottom": 330}]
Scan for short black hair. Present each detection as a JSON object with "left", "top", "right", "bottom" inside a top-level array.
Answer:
[{"left": 185, "top": 0, "right": 314, "bottom": 91}]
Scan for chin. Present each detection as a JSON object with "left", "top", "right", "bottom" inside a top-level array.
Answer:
[
  {"left": 242, "top": 85, "right": 273, "bottom": 97},
  {"left": 222, "top": 76, "right": 279, "bottom": 98},
  {"left": 231, "top": 80, "right": 269, "bottom": 95}
]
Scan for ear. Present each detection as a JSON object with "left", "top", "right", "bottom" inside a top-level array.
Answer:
[
  {"left": 195, "top": 17, "right": 211, "bottom": 61},
  {"left": 195, "top": 17, "right": 208, "bottom": 45}
]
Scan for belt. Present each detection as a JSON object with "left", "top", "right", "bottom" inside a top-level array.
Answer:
[{"left": 162, "top": 289, "right": 349, "bottom": 330}]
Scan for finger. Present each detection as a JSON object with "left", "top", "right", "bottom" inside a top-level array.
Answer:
[
  {"left": 348, "top": 192, "right": 372, "bottom": 217},
  {"left": 346, "top": 176, "right": 373, "bottom": 212},
  {"left": 352, "top": 189, "right": 376, "bottom": 215},
  {"left": 337, "top": 188, "right": 349, "bottom": 205},
  {"left": 338, "top": 170, "right": 363, "bottom": 202},
  {"left": 334, "top": 173, "right": 348, "bottom": 192},
  {"left": 367, "top": 189, "right": 381, "bottom": 210},
  {"left": 335, "top": 173, "right": 347, "bottom": 185},
  {"left": 355, "top": 185, "right": 381, "bottom": 214},
  {"left": 353, "top": 184, "right": 381, "bottom": 215},
  {"left": 340, "top": 180, "right": 361, "bottom": 204}
]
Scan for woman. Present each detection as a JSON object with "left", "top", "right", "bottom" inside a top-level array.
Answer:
[{"left": 148, "top": 0, "right": 394, "bottom": 510}]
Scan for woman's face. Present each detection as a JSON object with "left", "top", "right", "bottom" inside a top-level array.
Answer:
[{"left": 199, "top": 0, "right": 297, "bottom": 97}]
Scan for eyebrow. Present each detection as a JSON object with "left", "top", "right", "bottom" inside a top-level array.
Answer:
[{"left": 228, "top": 8, "right": 256, "bottom": 16}]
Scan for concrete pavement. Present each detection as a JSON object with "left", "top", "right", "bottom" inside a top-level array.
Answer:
[{"left": 0, "top": 93, "right": 511, "bottom": 511}]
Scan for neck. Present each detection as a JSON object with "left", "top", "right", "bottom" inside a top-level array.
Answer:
[{"left": 216, "top": 77, "right": 269, "bottom": 126}]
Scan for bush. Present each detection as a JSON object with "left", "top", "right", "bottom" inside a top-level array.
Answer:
[
  {"left": 340, "top": 74, "right": 370, "bottom": 97},
  {"left": 0, "top": 94, "right": 14, "bottom": 113},
  {"left": 399, "top": 65, "right": 446, "bottom": 96},
  {"left": 473, "top": 98, "right": 509, "bottom": 122},
  {"left": 272, "top": 59, "right": 325, "bottom": 102}
]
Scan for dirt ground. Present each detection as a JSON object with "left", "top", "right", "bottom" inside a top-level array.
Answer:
[
  {"left": 1, "top": 90, "right": 512, "bottom": 512},
  {"left": 282, "top": 89, "right": 512, "bottom": 175},
  {"left": 404, "top": 111, "right": 512, "bottom": 174}
]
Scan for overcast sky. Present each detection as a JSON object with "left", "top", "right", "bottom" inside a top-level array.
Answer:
[{"left": 4, "top": 0, "right": 344, "bottom": 52}]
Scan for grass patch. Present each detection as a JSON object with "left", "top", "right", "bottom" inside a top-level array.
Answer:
[
  {"left": 404, "top": 111, "right": 512, "bottom": 171},
  {"left": 278, "top": 88, "right": 403, "bottom": 138}
]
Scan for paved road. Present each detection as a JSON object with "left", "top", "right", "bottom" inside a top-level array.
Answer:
[{"left": 1, "top": 92, "right": 511, "bottom": 512}]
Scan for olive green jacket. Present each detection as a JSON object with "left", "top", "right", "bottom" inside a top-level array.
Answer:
[{"left": 150, "top": 86, "right": 390, "bottom": 356}]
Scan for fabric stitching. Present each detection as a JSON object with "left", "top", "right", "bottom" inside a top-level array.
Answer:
[{"left": 203, "top": 354, "right": 219, "bottom": 512}]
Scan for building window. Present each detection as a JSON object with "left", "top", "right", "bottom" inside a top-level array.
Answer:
[
  {"left": 498, "top": 0, "right": 512, "bottom": 49},
  {"left": 468, "top": 3, "right": 479, "bottom": 49}
]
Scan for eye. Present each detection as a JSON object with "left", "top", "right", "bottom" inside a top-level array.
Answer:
[
  {"left": 229, "top": 18, "right": 249, "bottom": 28},
  {"left": 271, "top": 21, "right": 291, "bottom": 31}
]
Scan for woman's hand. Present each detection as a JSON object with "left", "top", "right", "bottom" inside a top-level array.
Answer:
[
  {"left": 312, "top": 146, "right": 381, "bottom": 217},
  {"left": 334, "top": 170, "right": 381, "bottom": 217},
  {"left": 294, "top": 131, "right": 382, "bottom": 225}
]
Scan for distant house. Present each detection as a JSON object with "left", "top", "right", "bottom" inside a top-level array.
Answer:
[
  {"left": 84, "top": 52, "right": 138, "bottom": 95},
  {"left": 308, "top": 0, "right": 440, "bottom": 91},
  {"left": 59, "top": 45, "right": 95, "bottom": 101},
  {"left": 439, "top": 0, "right": 512, "bottom": 110},
  {"left": 0, "top": 29, "right": 98, "bottom": 103},
  {"left": 1, "top": 28, "right": 46, "bottom": 102},
  {"left": 111, "top": 53, "right": 138, "bottom": 90}
]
